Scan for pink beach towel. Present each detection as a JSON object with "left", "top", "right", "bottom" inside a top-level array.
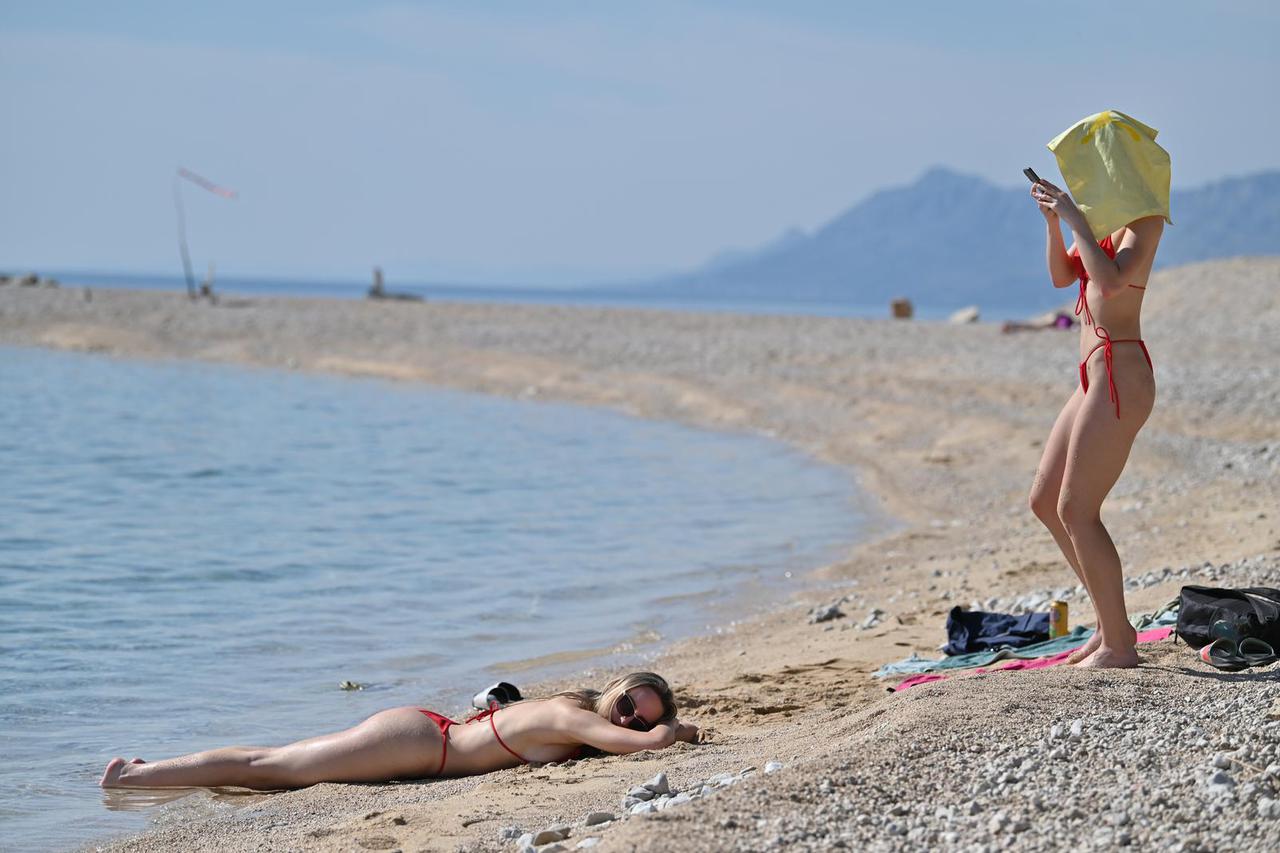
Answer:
[{"left": 892, "top": 627, "right": 1173, "bottom": 692}]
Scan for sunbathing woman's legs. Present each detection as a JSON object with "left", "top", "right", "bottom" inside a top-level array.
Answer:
[
  {"left": 1057, "top": 349, "right": 1154, "bottom": 669},
  {"left": 1029, "top": 389, "right": 1102, "bottom": 663},
  {"left": 101, "top": 707, "right": 442, "bottom": 789}
]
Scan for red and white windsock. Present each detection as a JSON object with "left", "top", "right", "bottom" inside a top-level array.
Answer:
[{"left": 177, "top": 167, "right": 238, "bottom": 200}]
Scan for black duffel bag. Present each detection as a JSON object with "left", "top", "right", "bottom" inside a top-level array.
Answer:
[{"left": 1176, "top": 585, "right": 1280, "bottom": 649}]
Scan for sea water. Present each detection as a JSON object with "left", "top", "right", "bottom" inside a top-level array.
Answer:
[{"left": 0, "top": 346, "right": 866, "bottom": 850}]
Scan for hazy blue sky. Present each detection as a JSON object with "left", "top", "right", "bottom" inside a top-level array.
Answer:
[{"left": 2, "top": 1, "right": 1276, "bottom": 284}]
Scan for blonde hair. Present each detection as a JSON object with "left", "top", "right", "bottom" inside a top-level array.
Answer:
[{"left": 554, "top": 671, "right": 677, "bottom": 723}]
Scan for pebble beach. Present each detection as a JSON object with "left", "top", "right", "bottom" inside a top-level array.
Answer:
[{"left": 2, "top": 257, "right": 1278, "bottom": 852}]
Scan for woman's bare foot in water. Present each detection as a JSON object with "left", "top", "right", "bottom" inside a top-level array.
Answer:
[
  {"left": 1074, "top": 645, "right": 1139, "bottom": 669},
  {"left": 100, "top": 757, "right": 146, "bottom": 787}
]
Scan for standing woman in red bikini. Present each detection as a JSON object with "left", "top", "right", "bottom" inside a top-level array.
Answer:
[
  {"left": 101, "top": 672, "right": 697, "bottom": 789},
  {"left": 1026, "top": 110, "right": 1173, "bottom": 669}
]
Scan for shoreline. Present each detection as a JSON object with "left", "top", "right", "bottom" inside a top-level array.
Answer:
[{"left": 3, "top": 259, "right": 1279, "bottom": 851}]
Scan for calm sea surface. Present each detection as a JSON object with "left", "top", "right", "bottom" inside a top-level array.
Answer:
[
  {"left": 0, "top": 346, "right": 866, "bottom": 851},
  {"left": 44, "top": 270, "right": 1059, "bottom": 320}
]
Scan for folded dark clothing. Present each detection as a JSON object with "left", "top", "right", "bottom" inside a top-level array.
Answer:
[{"left": 944, "top": 606, "right": 1051, "bottom": 656}]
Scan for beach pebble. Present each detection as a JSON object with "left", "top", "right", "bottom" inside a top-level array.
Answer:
[
  {"left": 499, "top": 826, "right": 523, "bottom": 840},
  {"left": 764, "top": 760, "right": 784, "bottom": 774},
  {"left": 628, "top": 801, "right": 658, "bottom": 816},
  {"left": 625, "top": 786, "right": 655, "bottom": 801},
  {"left": 532, "top": 825, "right": 571, "bottom": 845},
  {"left": 536, "top": 845, "right": 568, "bottom": 853},
  {"left": 583, "top": 812, "right": 614, "bottom": 826},
  {"left": 641, "top": 772, "right": 670, "bottom": 795},
  {"left": 1048, "top": 724, "right": 1065, "bottom": 741},
  {"left": 1206, "top": 770, "right": 1236, "bottom": 792},
  {"left": 808, "top": 603, "right": 845, "bottom": 623},
  {"left": 516, "top": 832, "right": 534, "bottom": 849},
  {"left": 574, "top": 839, "right": 601, "bottom": 850},
  {"left": 1258, "top": 798, "right": 1280, "bottom": 819},
  {"left": 1069, "top": 719, "right": 1084, "bottom": 740},
  {"left": 1212, "top": 752, "right": 1233, "bottom": 769}
]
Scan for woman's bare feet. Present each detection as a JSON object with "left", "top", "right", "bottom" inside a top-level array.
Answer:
[
  {"left": 100, "top": 757, "right": 128, "bottom": 787},
  {"left": 1065, "top": 631, "right": 1102, "bottom": 664},
  {"left": 100, "top": 757, "right": 147, "bottom": 787},
  {"left": 1074, "top": 645, "right": 1140, "bottom": 669},
  {"left": 1068, "top": 624, "right": 1138, "bottom": 665}
]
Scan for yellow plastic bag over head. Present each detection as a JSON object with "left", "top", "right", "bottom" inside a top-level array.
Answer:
[{"left": 1046, "top": 109, "right": 1172, "bottom": 240}]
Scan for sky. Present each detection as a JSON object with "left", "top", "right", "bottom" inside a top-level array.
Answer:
[{"left": 2, "top": 1, "right": 1277, "bottom": 285}]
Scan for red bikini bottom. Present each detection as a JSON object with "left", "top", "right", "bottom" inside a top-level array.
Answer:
[
  {"left": 417, "top": 707, "right": 529, "bottom": 776},
  {"left": 1079, "top": 327, "right": 1153, "bottom": 420}
]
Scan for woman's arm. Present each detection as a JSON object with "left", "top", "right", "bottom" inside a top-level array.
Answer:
[
  {"left": 1046, "top": 220, "right": 1078, "bottom": 288},
  {"left": 1031, "top": 183, "right": 1077, "bottom": 287},
  {"left": 1036, "top": 183, "right": 1163, "bottom": 297},
  {"left": 565, "top": 710, "right": 678, "bottom": 755}
]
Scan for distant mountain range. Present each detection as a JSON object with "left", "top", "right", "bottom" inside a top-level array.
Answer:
[{"left": 637, "top": 168, "right": 1280, "bottom": 312}]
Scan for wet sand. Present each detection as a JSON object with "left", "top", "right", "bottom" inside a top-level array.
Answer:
[{"left": 3, "top": 257, "right": 1278, "bottom": 851}]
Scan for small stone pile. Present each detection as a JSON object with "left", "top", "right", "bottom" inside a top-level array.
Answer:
[{"left": 504, "top": 764, "right": 785, "bottom": 852}]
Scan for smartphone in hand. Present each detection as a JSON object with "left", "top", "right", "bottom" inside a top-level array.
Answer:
[{"left": 1023, "top": 167, "right": 1045, "bottom": 184}]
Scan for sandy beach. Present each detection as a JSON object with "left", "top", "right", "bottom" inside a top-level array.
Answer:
[{"left": 3, "top": 258, "right": 1279, "bottom": 852}]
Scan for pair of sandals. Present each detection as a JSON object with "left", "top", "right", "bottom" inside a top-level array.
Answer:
[{"left": 1200, "top": 621, "right": 1279, "bottom": 672}]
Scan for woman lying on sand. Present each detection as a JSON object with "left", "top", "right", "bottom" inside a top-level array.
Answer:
[
  {"left": 101, "top": 672, "right": 697, "bottom": 789},
  {"left": 1027, "top": 110, "right": 1171, "bottom": 669}
]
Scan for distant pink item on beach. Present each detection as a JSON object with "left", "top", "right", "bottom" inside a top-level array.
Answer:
[{"left": 892, "top": 627, "right": 1173, "bottom": 692}]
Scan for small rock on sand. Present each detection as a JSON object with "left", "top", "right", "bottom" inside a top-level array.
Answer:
[{"left": 532, "top": 825, "right": 571, "bottom": 845}]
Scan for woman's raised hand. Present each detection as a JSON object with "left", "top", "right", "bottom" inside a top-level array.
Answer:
[
  {"left": 1031, "top": 179, "right": 1082, "bottom": 226},
  {"left": 1030, "top": 181, "right": 1058, "bottom": 220}
]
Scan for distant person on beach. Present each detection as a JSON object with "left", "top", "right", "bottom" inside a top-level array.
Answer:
[
  {"left": 1025, "top": 110, "right": 1171, "bottom": 669},
  {"left": 101, "top": 672, "right": 697, "bottom": 789},
  {"left": 1001, "top": 310, "right": 1075, "bottom": 334}
]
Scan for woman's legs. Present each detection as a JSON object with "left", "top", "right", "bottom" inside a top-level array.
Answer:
[
  {"left": 1028, "top": 389, "right": 1100, "bottom": 663},
  {"left": 101, "top": 707, "right": 442, "bottom": 789},
  {"left": 1057, "top": 350, "right": 1154, "bottom": 668}
]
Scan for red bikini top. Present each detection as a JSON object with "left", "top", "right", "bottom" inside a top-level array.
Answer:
[
  {"left": 1068, "top": 233, "right": 1116, "bottom": 288},
  {"left": 1070, "top": 234, "right": 1146, "bottom": 326}
]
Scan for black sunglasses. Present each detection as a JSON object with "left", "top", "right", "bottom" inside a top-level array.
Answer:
[{"left": 616, "top": 692, "right": 652, "bottom": 731}]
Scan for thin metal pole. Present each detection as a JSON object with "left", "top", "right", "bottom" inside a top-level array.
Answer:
[{"left": 173, "top": 172, "right": 196, "bottom": 299}]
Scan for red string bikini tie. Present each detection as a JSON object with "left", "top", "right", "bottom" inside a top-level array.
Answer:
[{"left": 1079, "top": 326, "right": 1153, "bottom": 420}]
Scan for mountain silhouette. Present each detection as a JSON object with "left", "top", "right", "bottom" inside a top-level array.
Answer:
[{"left": 642, "top": 167, "right": 1280, "bottom": 312}]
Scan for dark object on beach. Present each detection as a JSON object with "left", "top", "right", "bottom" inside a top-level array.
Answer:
[
  {"left": 1176, "top": 585, "right": 1280, "bottom": 652},
  {"left": 891, "top": 297, "right": 913, "bottom": 319},
  {"left": 198, "top": 262, "right": 218, "bottom": 304},
  {"left": 1199, "top": 636, "right": 1277, "bottom": 671},
  {"left": 943, "top": 606, "right": 1051, "bottom": 655},
  {"left": 472, "top": 681, "right": 522, "bottom": 711},
  {"left": 338, "top": 680, "right": 365, "bottom": 691},
  {"left": 367, "top": 266, "right": 424, "bottom": 302},
  {"left": 18, "top": 273, "right": 40, "bottom": 287}
]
